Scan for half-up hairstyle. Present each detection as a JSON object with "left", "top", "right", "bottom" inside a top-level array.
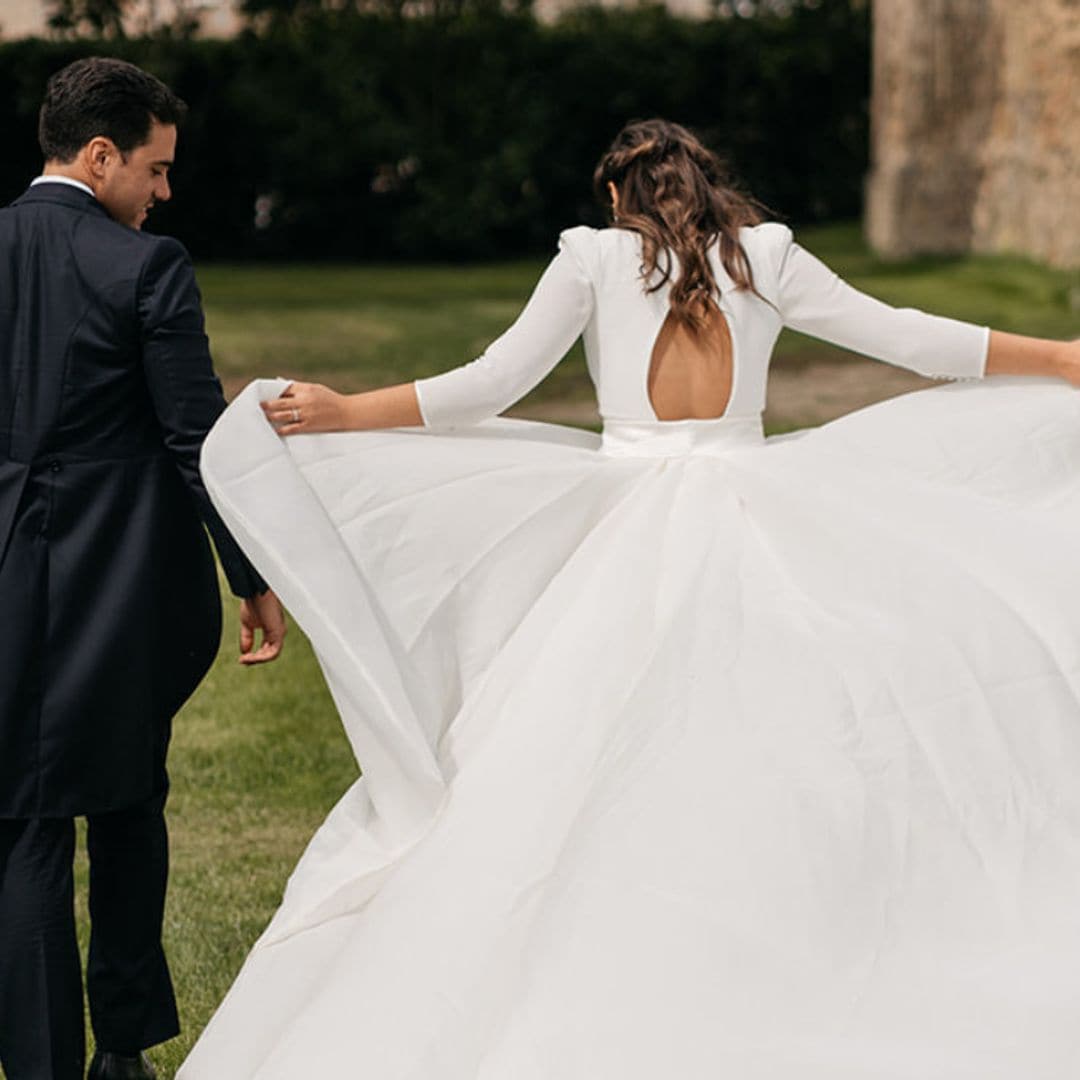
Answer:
[{"left": 594, "top": 119, "right": 770, "bottom": 329}]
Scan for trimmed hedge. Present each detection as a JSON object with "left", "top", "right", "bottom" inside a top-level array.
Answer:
[{"left": 0, "top": 1, "right": 869, "bottom": 259}]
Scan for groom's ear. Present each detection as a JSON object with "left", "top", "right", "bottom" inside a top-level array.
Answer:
[{"left": 84, "top": 135, "right": 122, "bottom": 176}]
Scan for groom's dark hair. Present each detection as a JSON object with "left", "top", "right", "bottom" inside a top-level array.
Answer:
[{"left": 39, "top": 57, "right": 187, "bottom": 163}]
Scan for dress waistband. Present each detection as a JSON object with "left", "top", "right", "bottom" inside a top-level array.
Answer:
[{"left": 600, "top": 416, "right": 765, "bottom": 458}]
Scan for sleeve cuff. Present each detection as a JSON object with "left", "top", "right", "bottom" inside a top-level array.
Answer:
[{"left": 413, "top": 378, "right": 433, "bottom": 427}]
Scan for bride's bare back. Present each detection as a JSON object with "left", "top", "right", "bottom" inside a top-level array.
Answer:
[{"left": 647, "top": 304, "right": 733, "bottom": 420}]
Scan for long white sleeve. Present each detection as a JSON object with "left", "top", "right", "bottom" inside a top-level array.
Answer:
[
  {"left": 768, "top": 224, "right": 989, "bottom": 381},
  {"left": 415, "top": 230, "right": 595, "bottom": 427}
]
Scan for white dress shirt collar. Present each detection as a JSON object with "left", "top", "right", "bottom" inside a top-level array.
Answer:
[{"left": 31, "top": 175, "right": 96, "bottom": 199}]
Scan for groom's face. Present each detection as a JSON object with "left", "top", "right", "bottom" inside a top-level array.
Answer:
[{"left": 96, "top": 119, "right": 177, "bottom": 230}]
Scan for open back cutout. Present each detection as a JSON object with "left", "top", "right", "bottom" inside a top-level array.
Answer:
[{"left": 647, "top": 304, "right": 734, "bottom": 421}]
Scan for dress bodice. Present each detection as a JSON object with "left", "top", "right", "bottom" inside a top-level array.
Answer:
[
  {"left": 569, "top": 226, "right": 781, "bottom": 423},
  {"left": 414, "top": 223, "right": 990, "bottom": 432}
]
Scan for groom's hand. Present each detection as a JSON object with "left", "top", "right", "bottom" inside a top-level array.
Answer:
[{"left": 238, "top": 589, "right": 287, "bottom": 665}]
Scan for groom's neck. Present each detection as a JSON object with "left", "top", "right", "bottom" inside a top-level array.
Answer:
[{"left": 42, "top": 158, "right": 98, "bottom": 193}]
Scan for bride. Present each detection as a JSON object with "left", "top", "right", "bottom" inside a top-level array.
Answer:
[{"left": 183, "top": 119, "right": 1080, "bottom": 1078}]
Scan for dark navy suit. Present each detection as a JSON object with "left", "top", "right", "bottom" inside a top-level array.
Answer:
[{"left": 0, "top": 180, "right": 264, "bottom": 1077}]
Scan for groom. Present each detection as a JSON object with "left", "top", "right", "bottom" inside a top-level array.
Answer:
[{"left": 0, "top": 58, "right": 285, "bottom": 1080}]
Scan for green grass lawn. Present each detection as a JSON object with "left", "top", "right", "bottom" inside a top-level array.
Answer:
[
  {"left": 52, "top": 223, "right": 1077, "bottom": 1079},
  {"left": 160, "top": 596, "right": 353, "bottom": 1072}
]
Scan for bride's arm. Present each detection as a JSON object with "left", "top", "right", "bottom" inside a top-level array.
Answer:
[
  {"left": 264, "top": 229, "right": 595, "bottom": 435},
  {"left": 264, "top": 379, "right": 422, "bottom": 433},
  {"left": 984, "top": 329, "right": 1079, "bottom": 381},
  {"left": 767, "top": 223, "right": 1080, "bottom": 385}
]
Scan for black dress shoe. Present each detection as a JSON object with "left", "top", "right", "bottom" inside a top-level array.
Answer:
[{"left": 87, "top": 1050, "right": 158, "bottom": 1080}]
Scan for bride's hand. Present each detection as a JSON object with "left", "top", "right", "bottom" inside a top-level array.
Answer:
[{"left": 262, "top": 381, "right": 351, "bottom": 435}]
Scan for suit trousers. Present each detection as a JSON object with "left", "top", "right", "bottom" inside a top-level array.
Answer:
[{"left": 0, "top": 792, "right": 180, "bottom": 1080}]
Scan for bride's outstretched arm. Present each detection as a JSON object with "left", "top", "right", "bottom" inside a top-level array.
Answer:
[{"left": 770, "top": 223, "right": 1080, "bottom": 386}]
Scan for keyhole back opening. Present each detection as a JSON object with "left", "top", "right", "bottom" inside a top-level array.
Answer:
[{"left": 647, "top": 303, "right": 734, "bottom": 421}]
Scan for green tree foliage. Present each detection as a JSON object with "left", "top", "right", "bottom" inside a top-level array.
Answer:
[
  {"left": 238, "top": 0, "right": 531, "bottom": 22},
  {"left": 0, "top": 0, "right": 869, "bottom": 259},
  {"left": 45, "top": 0, "right": 129, "bottom": 38}
]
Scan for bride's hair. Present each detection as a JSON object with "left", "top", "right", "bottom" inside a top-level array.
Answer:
[{"left": 594, "top": 118, "right": 770, "bottom": 329}]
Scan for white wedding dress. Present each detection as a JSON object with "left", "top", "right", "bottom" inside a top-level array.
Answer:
[{"left": 182, "top": 223, "right": 1080, "bottom": 1078}]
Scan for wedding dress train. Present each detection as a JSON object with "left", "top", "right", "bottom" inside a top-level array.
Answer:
[{"left": 181, "top": 224, "right": 1080, "bottom": 1078}]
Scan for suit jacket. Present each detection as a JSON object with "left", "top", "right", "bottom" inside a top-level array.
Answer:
[{"left": 0, "top": 181, "right": 265, "bottom": 818}]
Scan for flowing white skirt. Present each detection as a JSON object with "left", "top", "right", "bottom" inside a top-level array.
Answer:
[{"left": 182, "top": 376, "right": 1080, "bottom": 1079}]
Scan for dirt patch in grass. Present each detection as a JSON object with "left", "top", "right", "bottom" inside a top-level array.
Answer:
[{"left": 761, "top": 355, "right": 932, "bottom": 431}]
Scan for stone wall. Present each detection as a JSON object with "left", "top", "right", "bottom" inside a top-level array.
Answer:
[{"left": 866, "top": 0, "right": 1079, "bottom": 269}]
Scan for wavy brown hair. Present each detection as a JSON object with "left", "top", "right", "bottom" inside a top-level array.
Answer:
[{"left": 594, "top": 119, "right": 770, "bottom": 329}]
